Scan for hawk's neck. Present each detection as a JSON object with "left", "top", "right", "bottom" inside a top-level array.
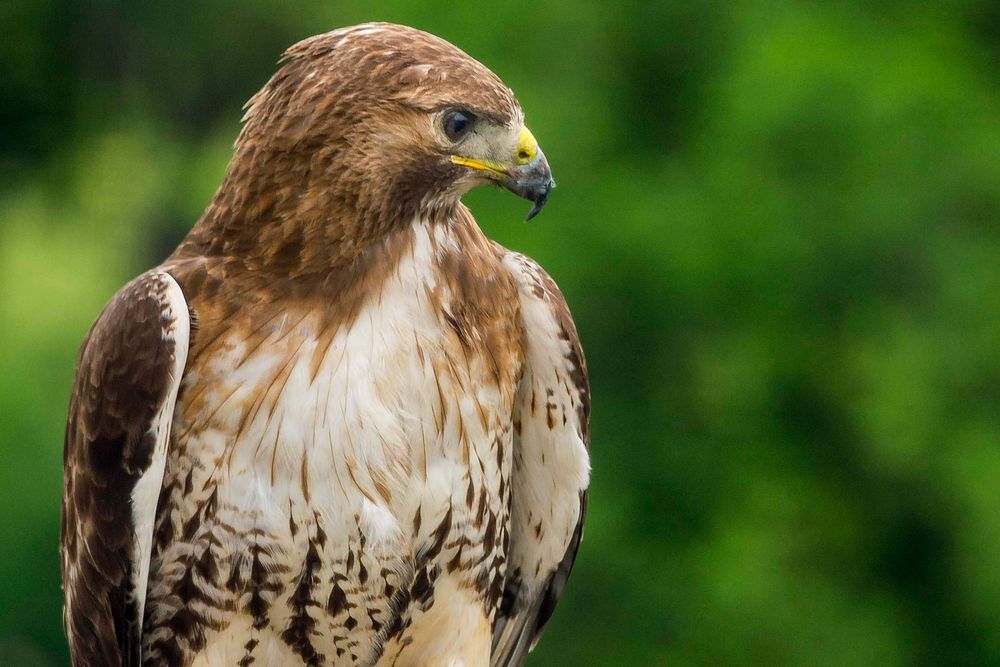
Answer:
[{"left": 161, "top": 206, "right": 514, "bottom": 369}]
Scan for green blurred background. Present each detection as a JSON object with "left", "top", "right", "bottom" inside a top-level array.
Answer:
[{"left": 5, "top": 1, "right": 1000, "bottom": 664}]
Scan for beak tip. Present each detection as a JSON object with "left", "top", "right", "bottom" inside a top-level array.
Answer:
[
  {"left": 523, "top": 180, "right": 553, "bottom": 222},
  {"left": 501, "top": 148, "right": 553, "bottom": 222}
]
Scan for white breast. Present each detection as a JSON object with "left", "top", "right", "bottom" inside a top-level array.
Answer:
[
  {"left": 191, "top": 222, "right": 474, "bottom": 537},
  {"left": 151, "top": 220, "right": 513, "bottom": 665}
]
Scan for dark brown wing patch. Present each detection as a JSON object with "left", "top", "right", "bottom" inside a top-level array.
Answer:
[{"left": 61, "top": 271, "right": 189, "bottom": 666}]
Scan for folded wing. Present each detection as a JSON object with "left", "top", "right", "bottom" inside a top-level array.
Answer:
[
  {"left": 61, "top": 271, "right": 190, "bottom": 666},
  {"left": 492, "top": 251, "right": 591, "bottom": 667}
]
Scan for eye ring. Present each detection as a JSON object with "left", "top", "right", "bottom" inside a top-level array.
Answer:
[{"left": 442, "top": 109, "right": 475, "bottom": 142}]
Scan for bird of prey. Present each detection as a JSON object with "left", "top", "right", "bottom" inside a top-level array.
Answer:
[{"left": 61, "top": 22, "right": 590, "bottom": 667}]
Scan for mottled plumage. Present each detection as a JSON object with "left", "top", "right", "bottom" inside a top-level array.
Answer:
[{"left": 62, "top": 23, "right": 589, "bottom": 667}]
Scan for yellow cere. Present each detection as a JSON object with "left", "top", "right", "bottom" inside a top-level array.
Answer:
[
  {"left": 450, "top": 126, "right": 540, "bottom": 175},
  {"left": 514, "top": 126, "right": 538, "bottom": 165}
]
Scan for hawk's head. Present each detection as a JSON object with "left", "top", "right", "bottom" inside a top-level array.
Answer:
[{"left": 232, "top": 22, "right": 554, "bottom": 236}]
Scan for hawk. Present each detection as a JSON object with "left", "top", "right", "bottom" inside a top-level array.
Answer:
[{"left": 61, "top": 22, "right": 590, "bottom": 667}]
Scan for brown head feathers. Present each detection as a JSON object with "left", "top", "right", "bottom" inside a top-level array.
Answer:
[{"left": 176, "top": 23, "right": 523, "bottom": 272}]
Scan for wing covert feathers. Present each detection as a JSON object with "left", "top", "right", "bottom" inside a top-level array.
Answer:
[
  {"left": 61, "top": 271, "right": 190, "bottom": 667},
  {"left": 491, "top": 251, "right": 591, "bottom": 667}
]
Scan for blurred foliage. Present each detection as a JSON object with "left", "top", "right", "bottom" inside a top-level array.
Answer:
[{"left": 4, "top": 1, "right": 1000, "bottom": 664}]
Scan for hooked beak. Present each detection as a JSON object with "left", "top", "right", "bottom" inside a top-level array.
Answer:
[{"left": 451, "top": 126, "right": 555, "bottom": 221}]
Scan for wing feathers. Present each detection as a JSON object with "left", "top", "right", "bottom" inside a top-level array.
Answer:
[
  {"left": 492, "top": 251, "right": 590, "bottom": 667},
  {"left": 61, "top": 271, "right": 190, "bottom": 667}
]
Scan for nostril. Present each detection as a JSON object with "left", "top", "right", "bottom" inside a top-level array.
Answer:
[{"left": 518, "top": 150, "right": 531, "bottom": 160}]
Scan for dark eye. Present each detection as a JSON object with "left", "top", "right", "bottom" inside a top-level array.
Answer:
[{"left": 442, "top": 109, "right": 474, "bottom": 141}]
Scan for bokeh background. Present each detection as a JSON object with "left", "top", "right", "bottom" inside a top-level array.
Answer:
[{"left": 5, "top": 1, "right": 1000, "bottom": 664}]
